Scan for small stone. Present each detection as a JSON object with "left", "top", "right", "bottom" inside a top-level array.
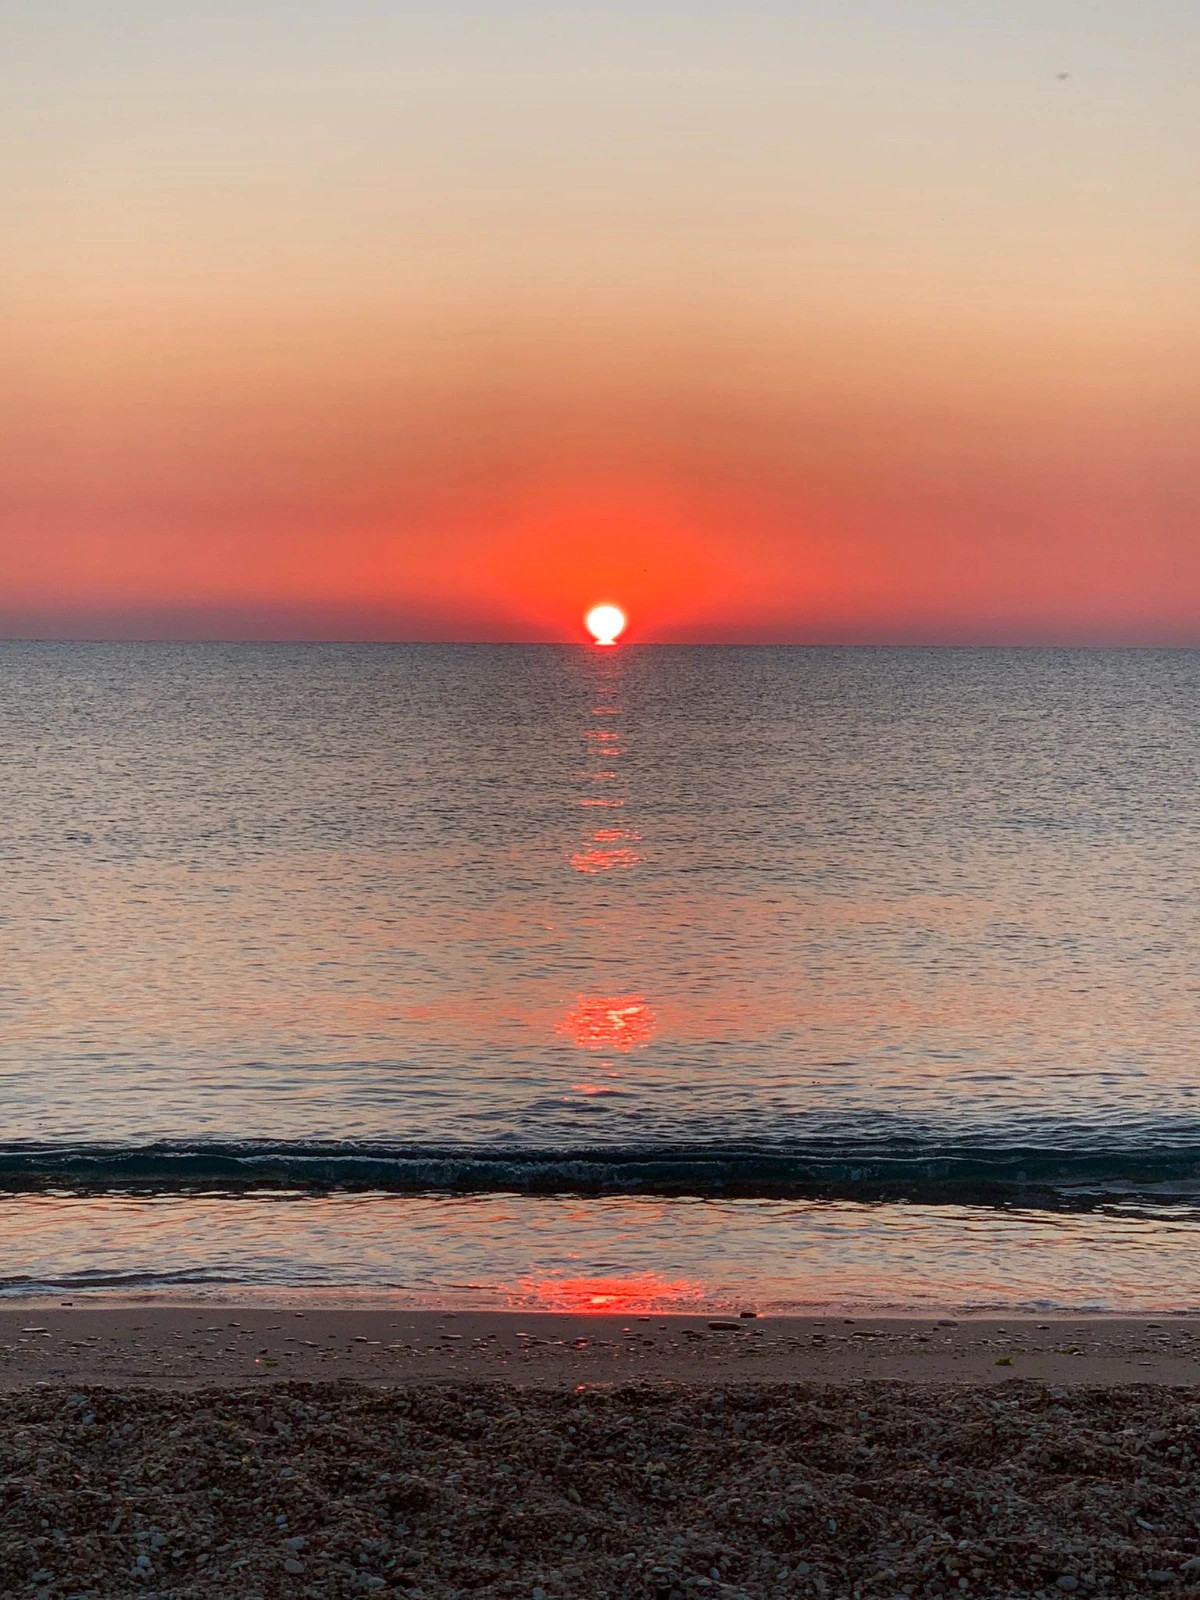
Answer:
[
  {"left": 1055, "top": 1579, "right": 1079, "bottom": 1593},
  {"left": 284, "top": 1535, "right": 308, "bottom": 1550},
  {"left": 284, "top": 1558, "right": 305, "bottom": 1575}
]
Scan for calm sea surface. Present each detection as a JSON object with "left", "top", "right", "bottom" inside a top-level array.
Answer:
[{"left": 4, "top": 642, "right": 1200, "bottom": 1309}]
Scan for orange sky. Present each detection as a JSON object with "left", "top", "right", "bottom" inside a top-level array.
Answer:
[{"left": 4, "top": 3, "right": 1200, "bottom": 642}]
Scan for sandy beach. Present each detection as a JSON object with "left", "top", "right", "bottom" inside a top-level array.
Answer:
[
  {"left": 4, "top": 1307, "right": 1200, "bottom": 1389},
  {"left": 6, "top": 1311, "right": 1200, "bottom": 1599}
]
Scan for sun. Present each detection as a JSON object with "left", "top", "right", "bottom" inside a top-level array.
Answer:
[{"left": 585, "top": 603, "right": 627, "bottom": 645}]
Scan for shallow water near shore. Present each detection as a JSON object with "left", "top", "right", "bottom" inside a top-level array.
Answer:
[
  {"left": 6, "top": 1192, "right": 1200, "bottom": 1314},
  {"left": 6, "top": 642, "right": 1200, "bottom": 1307}
]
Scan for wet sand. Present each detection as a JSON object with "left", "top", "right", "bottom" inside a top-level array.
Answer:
[{"left": 4, "top": 1306, "right": 1200, "bottom": 1388}]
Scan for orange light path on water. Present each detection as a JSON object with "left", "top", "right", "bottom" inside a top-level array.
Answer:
[
  {"left": 568, "top": 846, "right": 643, "bottom": 873},
  {"left": 556, "top": 995, "right": 656, "bottom": 1051},
  {"left": 511, "top": 1274, "right": 703, "bottom": 1313}
]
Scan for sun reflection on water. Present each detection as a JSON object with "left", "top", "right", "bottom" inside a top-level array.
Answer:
[
  {"left": 557, "top": 995, "right": 656, "bottom": 1051},
  {"left": 569, "top": 846, "right": 643, "bottom": 873},
  {"left": 510, "top": 1273, "right": 704, "bottom": 1312},
  {"left": 557, "top": 654, "right": 659, "bottom": 1106}
]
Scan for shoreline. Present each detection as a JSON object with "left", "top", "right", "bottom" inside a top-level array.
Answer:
[{"left": 6, "top": 1306, "right": 1200, "bottom": 1388}]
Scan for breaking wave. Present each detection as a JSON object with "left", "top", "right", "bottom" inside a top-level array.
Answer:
[{"left": 4, "top": 1137, "right": 1200, "bottom": 1207}]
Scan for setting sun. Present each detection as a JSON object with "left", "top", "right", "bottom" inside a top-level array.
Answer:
[{"left": 585, "top": 604, "right": 627, "bottom": 645}]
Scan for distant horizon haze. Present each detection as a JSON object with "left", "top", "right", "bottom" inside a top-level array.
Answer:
[{"left": 8, "top": 607, "right": 1200, "bottom": 649}]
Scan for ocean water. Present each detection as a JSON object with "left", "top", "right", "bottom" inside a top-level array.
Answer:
[{"left": 4, "top": 641, "right": 1200, "bottom": 1310}]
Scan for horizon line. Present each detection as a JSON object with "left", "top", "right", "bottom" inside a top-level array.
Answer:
[{"left": 6, "top": 634, "right": 1200, "bottom": 651}]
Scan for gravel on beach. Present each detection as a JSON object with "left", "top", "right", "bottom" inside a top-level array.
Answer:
[{"left": 5, "top": 1380, "right": 1200, "bottom": 1600}]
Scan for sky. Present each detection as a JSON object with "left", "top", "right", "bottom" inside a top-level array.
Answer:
[{"left": 2, "top": 0, "right": 1199, "bottom": 643}]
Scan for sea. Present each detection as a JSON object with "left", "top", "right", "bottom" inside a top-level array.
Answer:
[{"left": 4, "top": 640, "right": 1200, "bottom": 1313}]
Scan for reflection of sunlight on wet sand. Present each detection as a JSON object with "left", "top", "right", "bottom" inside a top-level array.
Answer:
[
  {"left": 510, "top": 1273, "right": 704, "bottom": 1312},
  {"left": 557, "top": 995, "right": 656, "bottom": 1050},
  {"left": 569, "top": 846, "right": 643, "bottom": 873}
]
